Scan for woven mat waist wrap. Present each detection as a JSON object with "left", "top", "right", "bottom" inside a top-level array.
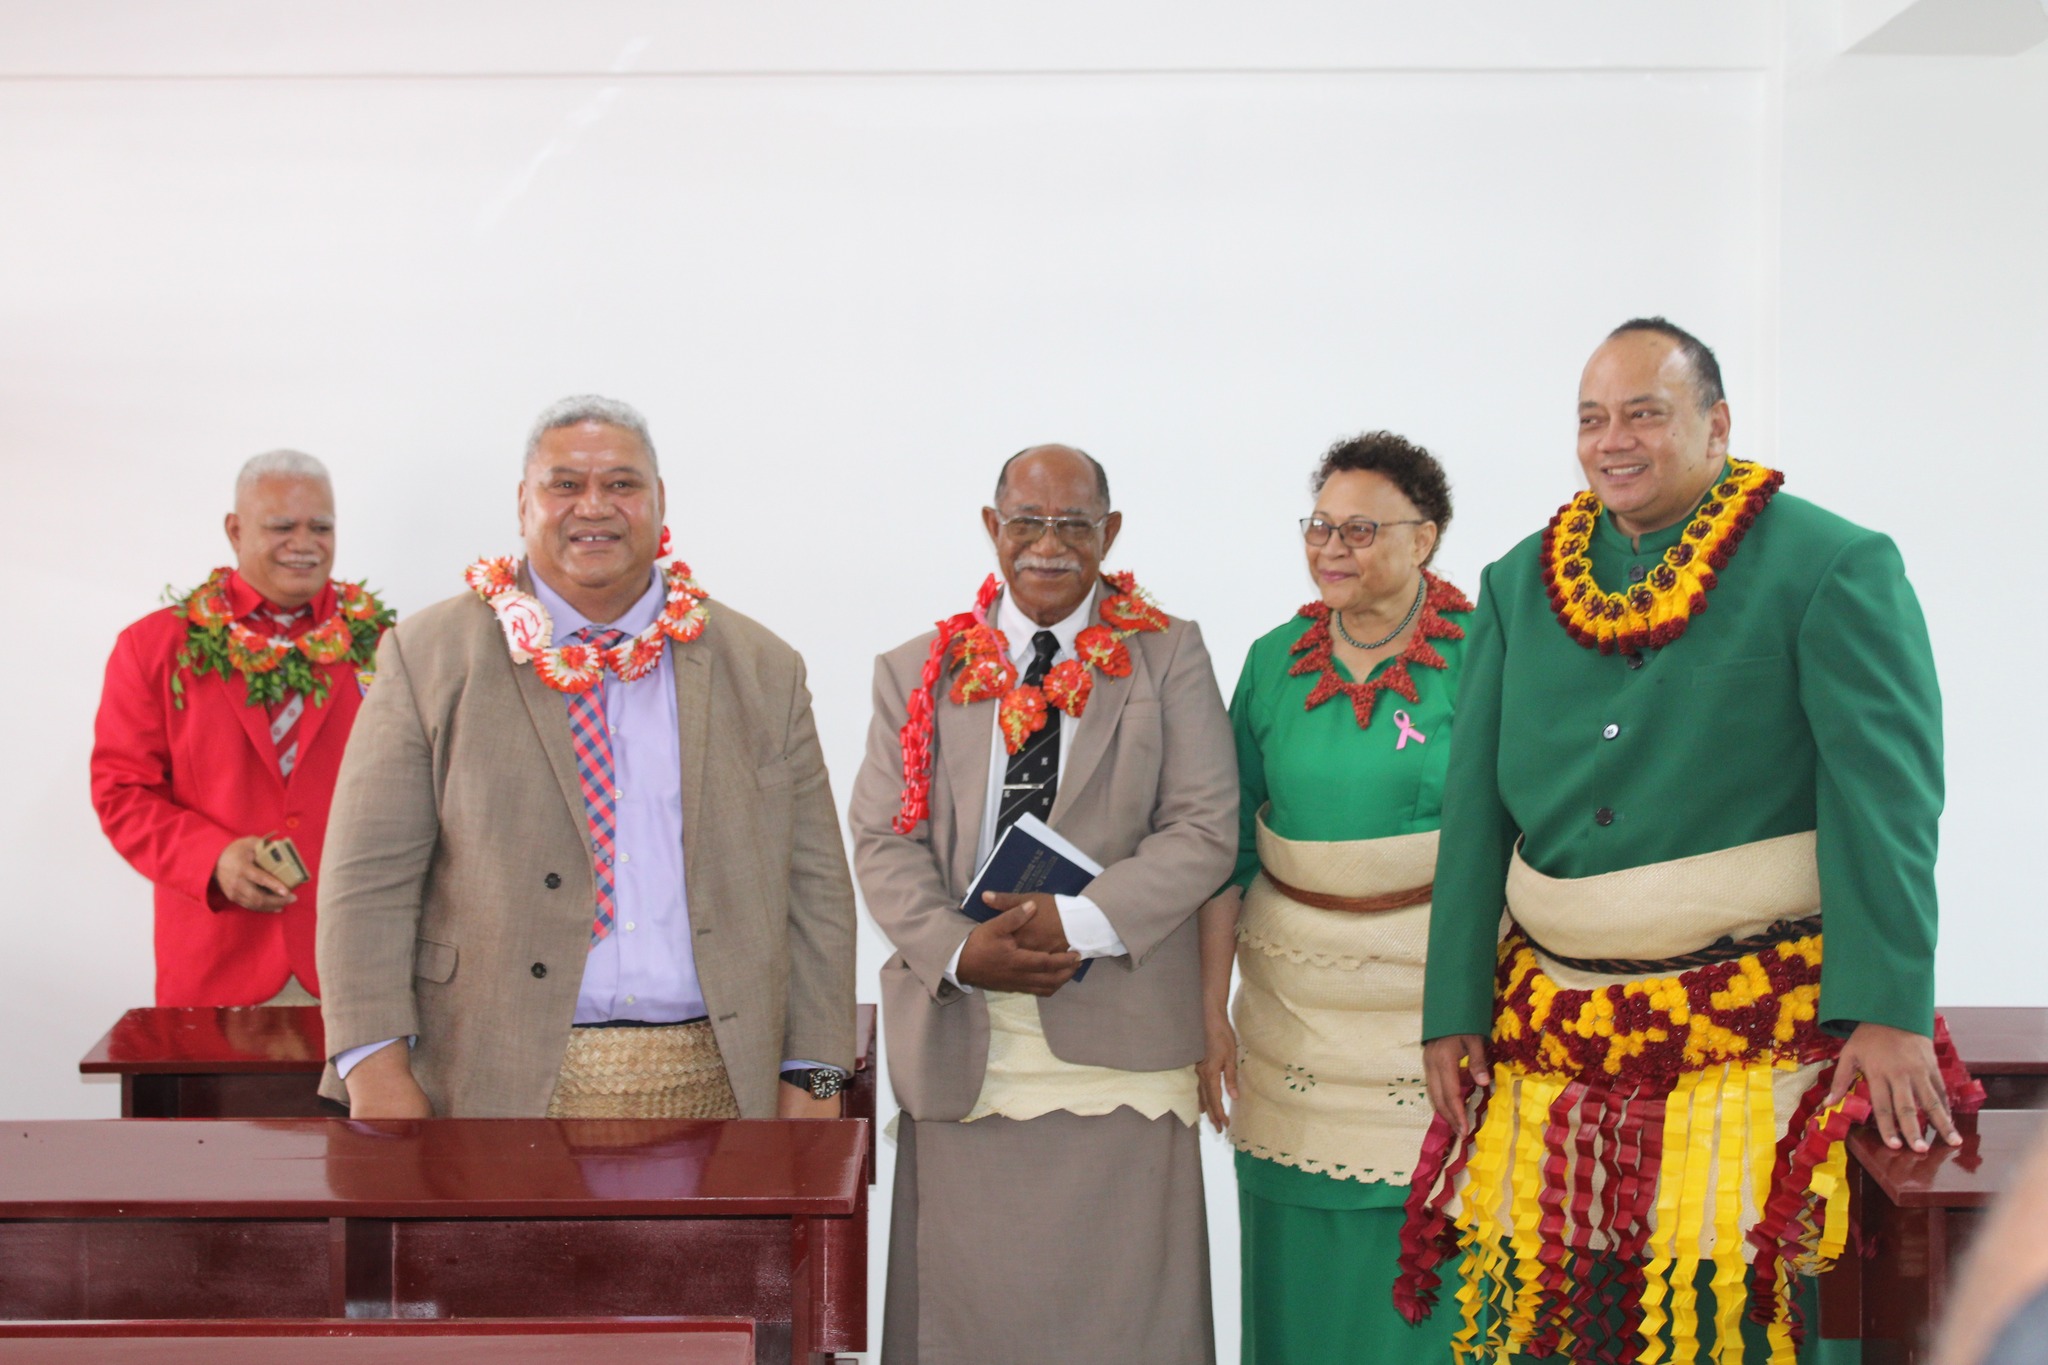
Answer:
[
  {"left": 965, "top": 991, "right": 1198, "bottom": 1127},
  {"left": 547, "top": 1019, "right": 740, "bottom": 1120},
  {"left": 1229, "top": 814, "right": 1438, "bottom": 1183},
  {"left": 1394, "top": 834, "right": 1981, "bottom": 1365},
  {"left": 1506, "top": 830, "right": 1820, "bottom": 965}
]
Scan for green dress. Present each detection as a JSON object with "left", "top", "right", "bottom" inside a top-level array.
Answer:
[
  {"left": 1227, "top": 579, "right": 1471, "bottom": 1365},
  {"left": 1424, "top": 471, "right": 1941, "bottom": 1362}
]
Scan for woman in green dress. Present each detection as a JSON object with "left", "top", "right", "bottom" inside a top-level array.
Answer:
[{"left": 1198, "top": 431, "right": 1472, "bottom": 1365}]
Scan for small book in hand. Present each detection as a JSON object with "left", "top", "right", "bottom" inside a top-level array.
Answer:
[
  {"left": 961, "top": 814, "right": 1106, "bottom": 979},
  {"left": 257, "top": 836, "right": 311, "bottom": 889}
]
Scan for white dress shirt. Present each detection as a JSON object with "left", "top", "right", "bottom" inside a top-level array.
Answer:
[{"left": 944, "top": 586, "right": 1129, "bottom": 990}]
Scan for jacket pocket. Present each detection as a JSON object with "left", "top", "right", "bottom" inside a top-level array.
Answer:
[
  {"left": 414, "top": 937, "right": 458, "bottom": 984},
  {"left": 1691, "top": 655, "right": 1792, "bottom": 689}
]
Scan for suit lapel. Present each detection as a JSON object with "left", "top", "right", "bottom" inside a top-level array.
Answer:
[
  {"left": 285, "top": 664, "right": 347, "bottom": 777},
  {"left": 937, "top": 681, "right": 993, "bottom": 890},
  {"left": 509, "top": 643, "right": 595, "bottom": 858},
  {"left": 1048, "top": 635, "right": 1148, "bottom": 827},
  {"left": 673, "top": 640, "right": 712, "bottom": 897},
  {"left": 216, "top": 671, "right": 286, "bottom": 791}
]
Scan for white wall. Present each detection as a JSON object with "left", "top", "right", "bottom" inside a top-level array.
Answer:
[
  {"left": 1775, "top": 24, "right": 2048, "bottom": 1009},
  {"left": 1, "top": 4, "right": 2039, "bottom": 1359}
]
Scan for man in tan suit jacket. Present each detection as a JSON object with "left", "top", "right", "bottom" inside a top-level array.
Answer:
[
  {"left": 317, "top": 396, "right": 856, "bottom": 1119},
  {"left": 849, "top": 445, "right": 1237, "bottom": 1364}
]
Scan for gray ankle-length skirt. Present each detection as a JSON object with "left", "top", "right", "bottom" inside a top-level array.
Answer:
[{"left": 883, "top": 1108, "right": 1215, "bottom": 1365}]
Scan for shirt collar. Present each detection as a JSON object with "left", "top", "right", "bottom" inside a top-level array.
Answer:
[
  {"left": 994, "top": 581, "right": 1097, "bottom": 664},
  {"left": 1593, "top": 461, "right": 1736, "bottom": 556},
  {"left": 226, "top": 569, "right": 334, "bottom": 624},
  {"left": 527, "top": 563, "right": 666, "bottom": 641}
]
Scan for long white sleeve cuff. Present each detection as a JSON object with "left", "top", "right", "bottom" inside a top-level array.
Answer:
[
  {"left": 333, "top": 1036, "right": 413, "bottom": 1079},
  {"left": 1056, "top": 894, "right": 1128, "bottom": 959},
  {"left": 944, "top": 935, "right": 975, "bottom": 994}
]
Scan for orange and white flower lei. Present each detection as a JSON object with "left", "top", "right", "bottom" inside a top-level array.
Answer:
[
  {"left": 464, "top": 555, "right": 709, "bottom": 695},
  {"left": 889, "top": 571, "right": 1167, "bottom": 833},
  {"left": 1541, "top": 459, "right": 1784, "bottom": 655}
]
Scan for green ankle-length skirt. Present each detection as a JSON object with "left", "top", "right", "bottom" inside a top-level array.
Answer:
[{"left": 1236, "top": 1150, "right": 1455, "bottom": 1365}]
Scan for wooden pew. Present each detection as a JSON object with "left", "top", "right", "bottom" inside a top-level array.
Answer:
[
  {"left": 80, "top": 1004, "right": 881, "bottom": 1169},
  {"left": 1939, "top": 1006, "right": 2048, "bottom": 1109},
  {"left": 0, "top": 1318, "right": 755, "bottom": 1363},
  {"left": 0, "top": 1118, "right": 867, "bottom": 1365},
  {"left": 1820, "top": 1108, "right": 2048, "bottom": 1364}
]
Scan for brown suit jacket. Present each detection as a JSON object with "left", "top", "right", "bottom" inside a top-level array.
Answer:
[
  {"left": 315, "top": 573, "right": 857, "bottom": 1117},
  {"left": 848, "top": 610, "right": 1237, "bottom": 1121}
]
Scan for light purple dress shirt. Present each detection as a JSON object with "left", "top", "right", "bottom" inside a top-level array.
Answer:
[{"left": 533, "top": 569, "right": 707, "bottom": 1024}]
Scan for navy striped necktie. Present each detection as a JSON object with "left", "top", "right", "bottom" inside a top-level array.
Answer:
[{"left": 996, "top": 630, "right": 1062, "bottom": 835}]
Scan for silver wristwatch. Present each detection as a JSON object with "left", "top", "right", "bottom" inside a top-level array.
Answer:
[{"left": 781, "top": 1067, "right": 847, "bottom": 1100}]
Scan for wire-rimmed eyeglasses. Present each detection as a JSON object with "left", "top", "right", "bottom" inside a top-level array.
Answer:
[
  {"left": 992, "top": 512, "right": 1112, "bottom": 547},
  {"left": 1300, "top": 516, "right": 1427, "bottom": 549}
]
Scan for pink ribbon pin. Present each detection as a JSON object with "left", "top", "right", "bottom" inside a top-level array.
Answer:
[{"left": 1393, "top": 710, "right": 1427, "bottom": 750}]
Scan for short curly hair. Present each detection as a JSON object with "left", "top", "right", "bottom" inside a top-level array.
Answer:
[{"left": 1311, "top": 431, "right": 1453, "bottom": 562}]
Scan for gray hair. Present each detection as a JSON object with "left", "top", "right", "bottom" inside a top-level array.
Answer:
[
  {"left": 524, "top": 394, "right": 658, "bottom": 472},
  {"left": 235, "top": 449, "right": 331, "bottom": 501}
]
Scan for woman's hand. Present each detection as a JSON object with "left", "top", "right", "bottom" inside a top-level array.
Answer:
[
  {"left": 1422, "top": 1034, "right": 1491, "bottom": 1136},
  {"left": 1199, "top": 1008, "right": 1240, "bottom": 1133},
  {"left": 1195, "top": 886, "right": 1245, "bottom": 1132}
]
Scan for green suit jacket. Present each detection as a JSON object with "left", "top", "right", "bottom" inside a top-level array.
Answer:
[{"left": 1423, "top": 480, "right": 1943, "bottom": 1042}]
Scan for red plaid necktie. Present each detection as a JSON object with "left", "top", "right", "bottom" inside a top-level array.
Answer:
[
  {"left": 565, "top": 627, "right": 627, "bottom": 945},
  {"left": 262, "top": 607, "right": 308, "bottom": 778}
]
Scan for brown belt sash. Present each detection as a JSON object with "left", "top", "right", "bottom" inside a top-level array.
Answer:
[
  {"left": 1261, "top": 870, "right": 1433, "bottom": 914},
  {"left": 1523, "top": 912, "right": 1824, "bottom": 976}
]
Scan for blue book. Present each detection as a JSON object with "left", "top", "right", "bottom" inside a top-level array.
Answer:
[{"left": 960, "top": 814, "right": 1106, "bottom": 979}]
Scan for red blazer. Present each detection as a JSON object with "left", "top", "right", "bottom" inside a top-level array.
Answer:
[{"left": 91, "top": 574, "right": 370, "bottom": 1006}]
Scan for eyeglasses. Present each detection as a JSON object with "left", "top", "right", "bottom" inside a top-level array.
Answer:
[
  {"left": 1300, "top": 516, "right": 1427, "bottom": 549},
  {"left": 992, "top": 512, "right": 1111, "bottom": 547}
]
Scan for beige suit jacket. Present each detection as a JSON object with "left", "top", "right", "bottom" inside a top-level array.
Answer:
[
  {"left": 315, "top": 573, "right": 857, "bottom": 1117},
  {"left": 848, "top": 610, "right": 1237, "bottom": 1121}
]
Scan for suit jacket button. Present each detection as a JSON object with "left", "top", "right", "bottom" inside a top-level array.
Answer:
[
  {"left": 1594, "top": 807, "right": 1615, "bottom": 827},
  {"left": 531, "top": 962, "right": 548, "bottom": 978},
  {"left": 544, "top": 873, "right": 562, "bottom": 889}
]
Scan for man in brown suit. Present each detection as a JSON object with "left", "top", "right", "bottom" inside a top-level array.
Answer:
[
  {"left": 317, "top": 395, "right": 856, "bottom": 1119},
  {"left": 849, "top": 445, "right": 1237, "bottom": 1364}
]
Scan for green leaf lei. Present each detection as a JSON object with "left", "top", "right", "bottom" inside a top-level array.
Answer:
[{"left": 163, "top": 567, "right": 395, "bottom": 710}]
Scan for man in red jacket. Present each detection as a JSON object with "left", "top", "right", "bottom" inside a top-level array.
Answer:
[{"left": 92, "top": 450, "right": 393, "bottom": 1006}]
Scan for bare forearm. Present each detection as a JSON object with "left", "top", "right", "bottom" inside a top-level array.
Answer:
[{"left": 1198, "top": 886, "right": 1242, "bottom": 1019}]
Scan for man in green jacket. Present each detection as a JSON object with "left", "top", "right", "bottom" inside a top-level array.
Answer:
[{"left": 1406, "top": 318, "right": 1961, "bottom": 1363}]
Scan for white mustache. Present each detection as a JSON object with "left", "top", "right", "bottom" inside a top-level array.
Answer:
[{"left": 1016, "top": 553, "right": 1080, "bottom": 573}]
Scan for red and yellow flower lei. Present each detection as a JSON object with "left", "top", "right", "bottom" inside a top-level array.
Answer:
[
  {"left": 1288, "top": 571, "right": 1470, "bottom": 729},
  {"left": 169, "top": 568, "right": 392, "bottom": 709},
  {"left": 464, "top": 555, "right": 709, "bottom": 695},
  {"left": 1540, "top": 459, "right": 1784, "bottom": 655},
  {"left": 889, "top": 571, "right": 1167, "bottom": 833}
]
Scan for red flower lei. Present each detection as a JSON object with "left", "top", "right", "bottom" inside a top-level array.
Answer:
[
  {"left": 1288, "top": 571, "right": 1470, "bottom": 729},
  {"left": 1540, "top": 459, "right": 1784, "bottom": 656},
  {"left": 889, "top": 571, "right": 1167, "bottom": 834},
  {"left": 464, "top": 555, "right": 709, "bottom": 695},
  {"left": 168, "top": 567, "right": 392, "bottom": 709}
]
